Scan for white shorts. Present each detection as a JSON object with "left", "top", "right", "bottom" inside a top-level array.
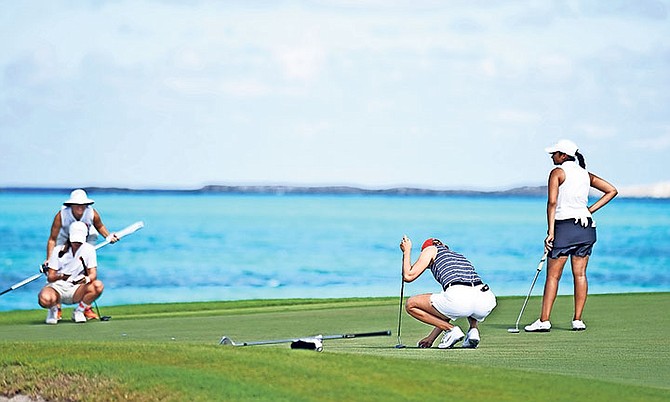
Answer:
[
  {"left": 47, "top": 280, "right": 81, "bottom": 305},
  {"left": 430, "top": 284, "right": 497, "bottom": 322}
]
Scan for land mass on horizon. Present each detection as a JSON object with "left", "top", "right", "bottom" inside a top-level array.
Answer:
[{"left": 2, "top": 182, "right": 669, "bottom": 198}]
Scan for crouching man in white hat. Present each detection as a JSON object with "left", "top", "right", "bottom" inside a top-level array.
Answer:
[{"left": 38, "top": 221, "right": 105, "bottom": 324}]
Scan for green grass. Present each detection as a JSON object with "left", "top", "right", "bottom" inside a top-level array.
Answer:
[{"left": 1, "top": 293, "right": 668, "bottom": 401}]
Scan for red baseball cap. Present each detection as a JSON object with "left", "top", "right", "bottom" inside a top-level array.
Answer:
[{"left": 421, "top": 238, "right": 435, "bottom": 251}]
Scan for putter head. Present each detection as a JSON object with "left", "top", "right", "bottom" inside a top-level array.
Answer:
[
  {"left": 100, "top": 316, "right": 111, "bottom": 321},
  {"left": 219, "top": 336, "right": 234, "bottom": 346},
  {"left": 395, "top": 344, "right": 406, "bottom": 349},
  {"left": 507, "top": 328, "right": 520, "bottom": 333}
]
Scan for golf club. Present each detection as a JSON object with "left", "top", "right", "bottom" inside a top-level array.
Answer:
[
  {"left": 219, "top": 330, "right": 391, "bottom": 352},
  {"left": 395, "top": 235, "right": 408, "bottom": 348},
  {"left": 94, "top": 301, "right": 111, "bottom": 321},
  {"left": 508, "top": 251, "right": 548, "bottom": 333},
  {"left": 395, "top": 276, "right": 406, "bottom": 348}
]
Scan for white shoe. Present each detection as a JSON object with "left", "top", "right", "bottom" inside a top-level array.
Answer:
[
  {"left": 45, "top": 306, "right": 58, "bottom": 325},
  {"left": 462, "top": 328, "right": 480, "bottom": 349},
  {"left": 72, "top": 308, "right": 86, "bottom": 323},
  {"left": 572, "top": 320, "right": 586, "bottom": 331},
  {"left": 438, "top": 326, "right": 465, "bottom": 349},
  {"left": 524, "top": 319, "right": 551, "bottom": 332}
]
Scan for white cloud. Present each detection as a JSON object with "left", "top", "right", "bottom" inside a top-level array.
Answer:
[
  {"left": 576, "top": 124, "right": 617, "bottom": 139},
  {"left": 221, "top": 80, "right": 271, "bottom": 97},
  {"left": 629, "top": 129, "right": 670, "bottom": 151},
  {"left": 274, "top": 44, "right": 326, "bottom": 81},
  {"left": 493, "top": 110, "right": 542, "bottom": 125}
]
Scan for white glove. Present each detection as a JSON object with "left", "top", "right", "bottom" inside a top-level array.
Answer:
[{"left": 574, "top": 215, "right": 589, "bottom": 227}]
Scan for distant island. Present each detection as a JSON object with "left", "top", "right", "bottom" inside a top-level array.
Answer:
[
  {"left": 0, "top": 185, "right": 548, "bottom": 197},
  {"left": 1, "top": 182, "right": 668, "bottom": 198}
]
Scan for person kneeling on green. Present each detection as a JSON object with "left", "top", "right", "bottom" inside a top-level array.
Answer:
[
  {"left": 400, "top": 236, "right": 497, "bottom": 349},
  {"left": 38, "top": 221, "right": 104, "bottom": 324}
]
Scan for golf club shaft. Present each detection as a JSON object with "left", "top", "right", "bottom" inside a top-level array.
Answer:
[
  {"left": 0, "top": 273, "right": 42, "bottom": 296},
  {"left": 513, "top": 251, "right": 548, "bottom": 328},
  {"left": 396, "top": 277, "right": 405, "bottom": 345}
]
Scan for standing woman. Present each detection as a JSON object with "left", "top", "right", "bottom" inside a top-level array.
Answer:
[{"left": 525, "top": 140, "right": 617, "bottom": 332}]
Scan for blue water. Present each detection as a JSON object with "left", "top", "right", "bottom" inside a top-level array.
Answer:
[{"left": 1, "top": 192, "right": 668, "bottom": 312}]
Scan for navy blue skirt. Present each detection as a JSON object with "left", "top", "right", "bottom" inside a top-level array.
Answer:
[{"left": 550, "top": 218, "right": 597, "bottom": 258}]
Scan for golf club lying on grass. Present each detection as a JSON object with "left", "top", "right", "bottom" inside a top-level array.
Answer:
[
  {"left": 0, "top": 221, "right": 145, "bottom": 303},
  {"left": 219, "top": 330, "right": 391, "bottom": 352},
  {"left": 508, "top": 251, "right": 548, "bottom": 333}
]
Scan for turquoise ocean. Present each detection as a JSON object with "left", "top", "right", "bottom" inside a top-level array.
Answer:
[{"left": 1, "top": 191, "right": 668, "bottom": 312}]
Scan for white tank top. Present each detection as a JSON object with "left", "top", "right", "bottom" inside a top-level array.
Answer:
[
  {"left": 57, "top": 206, "right": 99, "bottom": 245},
  {"left": 555, "top": 161, "right": 591, "bottom": 220}
]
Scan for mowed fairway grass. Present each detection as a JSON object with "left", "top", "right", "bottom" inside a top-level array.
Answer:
[{"left": 0, "top": 293, "right": 668, "bottom": 401}]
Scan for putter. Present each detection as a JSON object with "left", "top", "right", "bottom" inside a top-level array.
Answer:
[
  {"left": 219, "top": 330, "right": 391, "bottom": 352},
  {"left": 508, "top": 251, "right": 548, "bottom": 333},
  {"left": 94, "top": 301, "right": 111, "bottom": 321},
  {"left": 395, "top": 235, "right": 408, "bottom": 348},
  {"left": 395, "top": 277, "right": 406, "bottom": 348}
]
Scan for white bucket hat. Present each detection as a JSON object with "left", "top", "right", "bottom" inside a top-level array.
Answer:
[
  {"left": 545, "top": 139, "right": 578, "bottom": 157},
  {"left": 63, "top": 189, "right": 94, "bottom": 206},
  {"left": 69, "top": 221, "right": 89, "bottom": 243}
]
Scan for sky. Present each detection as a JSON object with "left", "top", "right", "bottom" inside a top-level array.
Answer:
[{"left": 1, "top": 0, "right": 669, "bottom": 190}]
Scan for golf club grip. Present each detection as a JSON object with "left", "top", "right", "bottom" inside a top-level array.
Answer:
[
  {"left": 340, "top": 330, "right": 391, "bottom": 339},
  {"left": 115, "top": 221, "right": 145, "bottom": 238},
  {"left": 537, "top": 251, "right": 548, "bottom": 271},
  {"left": 95, "top": 221, "right": 145, "bottom": 250}
]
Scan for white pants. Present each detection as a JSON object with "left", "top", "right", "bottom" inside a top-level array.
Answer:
[
  {"left": 430, "top": 284, "right": 497, "bottom": 322},
  {"left": 47, "top": 280, "right": 81, "bottom": 305}
]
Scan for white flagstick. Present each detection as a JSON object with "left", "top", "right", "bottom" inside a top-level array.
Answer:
[{"left": 0, "top": 221, "right": 145, "bottom": 296}]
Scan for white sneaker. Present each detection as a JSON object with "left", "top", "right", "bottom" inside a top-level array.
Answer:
[
  {"left": 45, "top": 306, "right": 58, "bottom": 325},
  {"left": 462, "top": 328, "right": 480, "bottom": 349},
  {"left": 572, "top": 320, "right": 586, "bottom": 331},
  {"left": 524, "top": 319, "right": 551, "bottom": 332},
  {"left": 72, "top": 308, "right": 86, "bottom": 323},
  {"left": 437, "top": 326, "right": 465, "bottom": 349}
]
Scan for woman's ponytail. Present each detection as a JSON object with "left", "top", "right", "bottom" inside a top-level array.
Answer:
[
  {"left": 58, "top": 241, "right": 71, "bottom": 258},
  {"left": 575, "top": 151, "right": 586, "bottom": 169}
]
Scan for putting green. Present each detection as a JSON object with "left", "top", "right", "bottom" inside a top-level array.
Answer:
[{"left": 0, "top": 293, "right": 668, "bottom": 401}]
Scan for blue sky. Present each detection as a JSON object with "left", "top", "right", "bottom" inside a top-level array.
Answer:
[{"left": 1, "top": 1, "right": 668, "bottom": 190}]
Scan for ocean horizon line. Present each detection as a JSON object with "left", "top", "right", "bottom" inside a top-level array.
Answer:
[{"left": 2, "top": 183, "right": 669, "bottom": 199}]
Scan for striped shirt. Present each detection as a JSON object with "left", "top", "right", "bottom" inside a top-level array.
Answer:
[{"left": 429, "top": 245, "right": 481, "bottom": 291}]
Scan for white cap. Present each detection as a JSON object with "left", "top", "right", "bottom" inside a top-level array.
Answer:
[
  {"left": 545, "top": 139, "right": 578, "bottom": 157},
  {"left": 69, "top": 221, "right": 88, "bottom": 243},
  {"left": 63, "top": 189, "right": 94, "bottom": 206}
]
